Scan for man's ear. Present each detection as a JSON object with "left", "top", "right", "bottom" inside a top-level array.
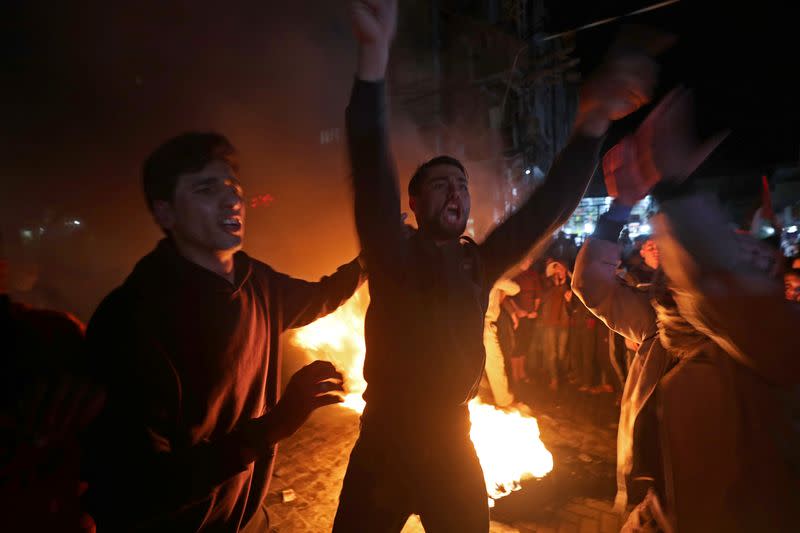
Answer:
[{"left": 152, "top": 200, "right": 176, "bottom": 232}]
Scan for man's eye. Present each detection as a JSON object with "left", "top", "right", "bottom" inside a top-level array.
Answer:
[{"left": 196, "top": 186, "right": 214, "bottom": 194}]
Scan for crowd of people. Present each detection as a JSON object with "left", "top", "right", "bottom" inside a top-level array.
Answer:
[
  {"left": 488, "top": 241, "right": 625, "bottom": 400},
  {"left": 485, "top": 203, "right": 800, "bottom": 413},
  {"left": 483, "top": 231, "right": 660, "bottom": 409},
  {"left": 1, "top": 1, "right": 798, "bottom": 532}
]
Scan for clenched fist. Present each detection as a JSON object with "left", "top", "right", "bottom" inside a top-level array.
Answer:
[
  {"left": 574, "top": 26, "right": 674, "bottom": 138},
  {"left": 351, "top": 0, "right": 397, "bottom": 81},
  {"left": 604, "top": 87, "right": 728, "bottom": 206}
]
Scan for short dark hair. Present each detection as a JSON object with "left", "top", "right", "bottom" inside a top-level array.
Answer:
[
  {"left": 408, "top": 155, "right": 467, "bottom": 197},
  {"left": 142, "top": 132, "right": 238, "bottom": 211}
]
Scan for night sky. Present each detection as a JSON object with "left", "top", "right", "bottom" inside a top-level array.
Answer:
[
  {"left": 1, "top": 1, "right": 797, "bottom": 318},
  {"left": 556, "top": 0, "right": 799, "bottom": 172}
]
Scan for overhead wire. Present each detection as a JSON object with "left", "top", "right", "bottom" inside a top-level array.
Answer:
[{"left": 500, "top": 0, "right": 681, "bottom": 117}]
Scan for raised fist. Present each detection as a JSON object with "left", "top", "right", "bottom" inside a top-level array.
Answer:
[
  {"left": 351, "top": 0, "right": 397, "bottom": 48},
  {"left": 574, "top": 26, "right": 674, "bottom": 138},
  {"left": 604, "top": 87, "right": 728, "bottom": 205}
]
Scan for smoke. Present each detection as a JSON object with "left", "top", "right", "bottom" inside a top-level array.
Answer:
[{"left": 0, "top": 1, "right": 532, "bottom": 322}]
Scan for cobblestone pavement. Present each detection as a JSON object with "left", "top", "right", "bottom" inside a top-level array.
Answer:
[
  {"left": 262, "top": 407, "right": 359, "bottom": 532},
  {"left": 259, "top": 386, "right": 622, "bottom": 533}
]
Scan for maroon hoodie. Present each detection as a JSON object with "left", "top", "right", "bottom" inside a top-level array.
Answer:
[{"left": 83, "top": 239, "right": 363, "bottom": 532}]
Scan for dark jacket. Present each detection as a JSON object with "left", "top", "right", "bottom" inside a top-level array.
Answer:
[
  {"left": 1, "top": 296, "right": 86, "bottom": 417},
  {"left": 0, "top": 296, "right": 90, "bottom": 533},
  {"left": 346, "top": 79, "right": 601, "bottom": 424},
  {"left": 567, "top": 290, "right": 598, "bottom": 330},
  {"left": 83, "top": 239, "right": 364, "bottom": 532},
  {"left": 511, "top": 268, "right": 542, "bottom": 313},
  {"left": 539, "top": 280, "right": 571, "bottom": 328}
]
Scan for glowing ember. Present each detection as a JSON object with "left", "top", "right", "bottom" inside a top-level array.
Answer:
[{"left": 291, "top": 288, "right": 553, "bottom": 504}]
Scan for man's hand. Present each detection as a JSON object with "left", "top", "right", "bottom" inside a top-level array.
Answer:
[
  {"left": 576, "top": 54, "right": 655, "bottom": 138},
  {"left": 351, "top": 0, "right": 397, "bottom": 81},
  {"left": 602, "top": 91, "right": 672, "bottom": 206},
  {"left": 574, "top": 27, "right": 674, "bottom": 138},
  {"left": 527, "top": 311, "right": 538, "bottom": 319},
  {"left": 603, "top": 87, "right": 729, "bottom": 205},
  {"left": 401, "top": 212, "right": 417, "bottom": 239},
  {"left": 639, "top": 87, "right": 729, "bottom": 184},
  {"left": 511, "top": 312, "right": 520, "bottom": 330},
  {"left": 270, "top": 361, "right": 344, "bottom": 441}
]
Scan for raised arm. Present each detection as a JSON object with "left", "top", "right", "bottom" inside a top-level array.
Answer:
[
  {"left": 597, "top": 82, "right": 797, "bottom": 383},
  {"left": 275, "top": 258, "right": 366, "bottom": 331},
  {"left": 572, "top": 206, "right": 658, "bottom": 344},
  {"left": 653, "top": 192, "right": 800, "bottom": 385},
  {"left": 480, "top": 46, "right": 665, "bottom": 284},
  {"left": 573, "top": 83, "right": 723, "bottom": 345},
  {"left": 479, "top": 135, "right": 602, "bottom": 284},
  {"left": 347, "top": 0, "right": 406, "bottom": 278}
]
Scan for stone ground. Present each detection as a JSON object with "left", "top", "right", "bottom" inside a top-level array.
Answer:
[{"left": 258, "top": 381, "right": 622, "bottom": 533}]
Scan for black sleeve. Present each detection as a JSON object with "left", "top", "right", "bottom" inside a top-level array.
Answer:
[
  {"left": 83, "top": 291, "right": 271, "bottom": 524},
  {"left": 275, "top": 258, "right": 366, "bottom": 332},
  {"left": 479, "top": 134, "right": 603, "bottom": 285},
  {"left": 346, "top": 78, "right": 409, "bottom": 279},
  {"left": 593, "top": 215, "right": 627, "bottom": 243}
]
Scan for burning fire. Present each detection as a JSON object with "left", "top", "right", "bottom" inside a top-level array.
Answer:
[
  {"left": 467, "top": 400, "right": 553, "bottom": 501},
  {"left": 292, "top": 288, "right": 368, "bottom": 413},
  {"left": 291, "top": 287, "right": 553, "bottom": 504}
]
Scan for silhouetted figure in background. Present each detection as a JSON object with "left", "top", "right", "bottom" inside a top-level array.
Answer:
[
  {"left": 0, "top": 234, "right": 104, "bottom": 532},
  {"left": 620, "top": 236, "right": 659, "bottom": 288},
  {"left": 540, "top": 259, "right": 572, "bottom": 391},
  {"left": 568, "top": 287, "right": 614, "bottom": 393},
  {"left": 506, "top": 256, "right": 541, "bottom": 385}
]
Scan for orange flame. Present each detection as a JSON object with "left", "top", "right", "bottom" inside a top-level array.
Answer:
[{"left": 291, "top": 287, "right": 553, "bottom": 504}]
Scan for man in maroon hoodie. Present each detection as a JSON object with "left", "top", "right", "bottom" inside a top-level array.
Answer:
[{"left": 83, "top": 132, "right": 366, "bottom": 532}]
